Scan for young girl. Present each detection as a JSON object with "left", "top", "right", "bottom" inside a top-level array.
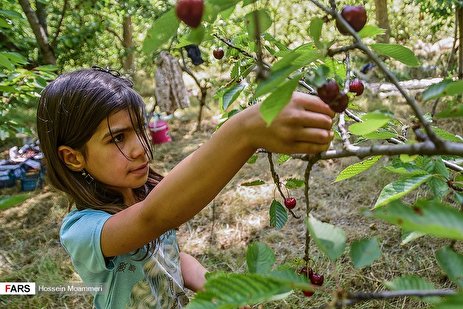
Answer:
[{"left": 36, "top": 68, "right": 334, "bottom": 308}]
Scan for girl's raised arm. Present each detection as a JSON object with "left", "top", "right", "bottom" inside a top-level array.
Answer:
[{"left": 100, "top": 92, "right": 334, "bottom": 257}]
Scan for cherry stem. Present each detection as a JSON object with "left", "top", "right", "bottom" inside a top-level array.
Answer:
[
  {"left": 303, "top": 158, "right": 318, "bottom": 263},
  {"left": 267, "top": 152, "right": 286, "bottom": 200},
  {"left": 288, "top": 209, "right": 301, "bottom": 219}
]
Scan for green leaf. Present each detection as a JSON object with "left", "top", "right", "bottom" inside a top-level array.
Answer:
[
  {"left": 284, "top": 178, "right": 304, "bottom": 189},
  {"left": 247, "top": 242, "right": 276, "bottom": 274},
  {"left": 0, "top": 52, "right": 14, "bottom": 70},
  {"left": 245, "top": 9, "right": 272, "bottom": 40},
  {"left": 358, "top": 25, "right": 386, "bottom": 38},
  {"left": 401, "top": 231, "right": 425, "bottom": 245},
  {"left": 446, "top": 80, "right": 463, "bottom": 96},
  {"left": 373, "top": 174, "right": 432, "bottom": 208},
  {"left": 308, "top": 17, "right": 323, "bottom": 44},
  {"left": 187, "top": 272, "right": 296, "bottom": 308},
  {"left": 176, "top": 25, "right": 206, "bottom": 47},
  {"left": 384, "top": 159, "right": 429, "bottom": 176},
  {"left": 307, "top": 215, "right": 346, "bottom": 261},
  {"left": 0, "top": 194, "right": 30, "bottom": 211},
  {"left": 143, "top": 9, "right": 179, "bottom": 54},
  {"left": 385, "top": 275, "right": 440, "bottom": 304},
  {"left": 436, "top": 247, "right": 463, "bottom": 288},
  {"left": 350, "top": 237, "right": 381, "bottom": 269},
  {"left": 435, "top": 104, "right": 463, "bottom": 118},
  {"left": 221, "top": 83, "right": 246, "bottom": 110},
  {"left": 362, "top": 130, "right": 397, "bottom": 140},
  {"left": 422, "top": 79, "right": 452, "bottom": 101},
  {"left": 370, "top": 43, "right": 420, "bottom": 67},
  {"left": 34, "top": 65, "right": 59, "bottom": 72},
  {"left": 255, "top": 47, "right": 321, "bottom": 98},
  {"left": 255, "top": 65, "right": 298, "bottom": 98},
  {"left": 349, "top": 112, "right": 392, "bottom": 136},
  {"left": 240, "top": 179, "right": 265, "bottom": 186},
  {"left": 259, "top": 75, "right": 300, "bottom": 125},
  {"left": 433, "top": 127, "right": 463, "bottom": 142},
  {"left": 335, "top": 156, "right": 382, "bottom": 182},
  {"left": 372, "top": 200, "right": 463, "bottom": 240},
  {"left": 433, "top": 293, "right": 463, "bottom": 309},
  {"left": 269, "top": 200, "right": 288, "bottom": 230}
]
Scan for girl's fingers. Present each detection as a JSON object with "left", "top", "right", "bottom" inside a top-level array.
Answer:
[
  {"left": 297, "top": 111, "right": 333, "bottom": 130},
  {"left": 295, "top": 128, "right": 334, "bottom": 145},
  {"left": 291, "top": 92, "right": 336, "bottom": 118}
]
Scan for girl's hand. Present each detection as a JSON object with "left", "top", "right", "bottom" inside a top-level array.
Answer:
[
  {"left": 100, "top": 92, "right": 335, "bottom": 258},
  {"left": 241, "top": 91, "right": 335, "bottom": 154}
]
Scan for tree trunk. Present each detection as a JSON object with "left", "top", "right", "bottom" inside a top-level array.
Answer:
[
  {"left": 374, "top": 0, "right": 391, "bottom": 43},
  {"left": 18, "top": 0, "right": 56, "bottom": 64},
  {"left": 36, "top": 0, "right": 48, "bottom": 37},
  {"left": 458, "top": 5, "right": 463, "bottom": 79},
  {"left": 122, "top": 15, "right": 134, "bottom": 75}
]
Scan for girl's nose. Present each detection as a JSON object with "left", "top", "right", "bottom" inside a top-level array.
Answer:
[{"left": 130, "top": 136, "right": 147, "bottom": 159}]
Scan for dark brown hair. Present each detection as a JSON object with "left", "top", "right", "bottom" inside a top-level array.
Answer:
[{"left": 37, "top": 68, "right": 162, "bottom": 214}]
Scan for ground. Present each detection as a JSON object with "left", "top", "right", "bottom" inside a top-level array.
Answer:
[{"left": 0, "top": 101, "right": 460, "bottom": 309}]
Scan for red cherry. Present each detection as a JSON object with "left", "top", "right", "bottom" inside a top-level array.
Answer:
[
  {"left": 175, "top": 0, "right": 204, "bottom": 28},
  {"left": 349, "top": 79, "right": 364, "bottom": 96},
  {"left": 302, "top": 290, "right": 314, "bottom": 297},
  {"left": 213, "top": 47, "right": 224, "bottom": 60},
  {"left": 309, "top": 272, "right": 324, "bottom": 286},
  {"left": 317, "top": 80, "right": 340, "bottom": 104},
  {"left": 284, "top": 197, "right": 297, "bottom": 209},
  {"left": 328, "top": 92, "right": 349, "bottom": 113},
  {"left": 336, "top": 6, "right": 368, "bottom": 35}
]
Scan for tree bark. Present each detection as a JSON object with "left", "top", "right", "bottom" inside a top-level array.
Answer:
[
  {"left": 18, "top": 0, "right": 56, "bottom": 64},
  {"left": 458, "top": 5, "right": 463, "bottom": 79},
  {"left": 374, "top": 0, "right": 391, "bottom": 43},
  {"left": 35, "top": 0, "right": 48, "bottom": 37},
  {"left": 122, "top": 15, "right": 134, "bottom": 75}
]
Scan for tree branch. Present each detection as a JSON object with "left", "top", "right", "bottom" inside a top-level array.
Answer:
[
  {"left": 316, "top": 289, "right": 457, "bottom": 308},
  {"left": 309, "top": 0, "right": 442, "bottom": 147},
  {"left": 298, "top": 141, "right": 463, "bottom": 161}
]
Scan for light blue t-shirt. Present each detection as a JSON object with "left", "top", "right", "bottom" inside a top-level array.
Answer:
[{"left": 60, "top": 209, "right": 189, "bottom": 308}]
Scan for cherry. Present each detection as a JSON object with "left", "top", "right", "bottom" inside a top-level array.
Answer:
[
  {"left": 336, "top": 6, "right": 368, "bottom": 35},
  {"left": 349, "top": 79, "right": 364, "bottom": 96},
  {"left": 175, "top": 0, "right": 204, "bottom": 28},
  {"left": 298, "top": 267, "right": 317, "bottom": 298},
  {"left": 213, "top": 47, "right": 224, "bottom": 60},
  {"left": 302, "top": 290, "right": 314, "bottom": 297},
  {"left": 328, "top": 92, "right": 349, "bottom": 113},
  {"left": 309, "top": 272, "right": 324, "bottom": 286},
  {"left": 284, "top": 197, "right": 297, "bottom": 209},
  {"left": 317, "top": 80, "right": 340, "bottom": 104}
]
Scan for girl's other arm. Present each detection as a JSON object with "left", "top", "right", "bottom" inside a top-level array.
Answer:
[
  {"left": 101, "top": 92, "right": 335, "bottom": 257},
  {"left": 179, "top": 252, "right": 207, "bottom": 292}
]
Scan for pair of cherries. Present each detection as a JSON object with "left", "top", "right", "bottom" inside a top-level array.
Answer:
[{"left": 299, "top": 267, "right": 324, "bottom": 297}]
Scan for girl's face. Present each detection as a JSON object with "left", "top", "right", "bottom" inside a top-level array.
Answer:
[{"left": 83, "top": 109, "right": 149, "bottom": 202}]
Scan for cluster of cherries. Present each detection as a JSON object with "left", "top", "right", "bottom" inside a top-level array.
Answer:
[
  {"left": 299, "top": 266, "right": 325, "bottom": 297},
  {"left": 317, "top": 5, "right": 367, "bottom": 113}
]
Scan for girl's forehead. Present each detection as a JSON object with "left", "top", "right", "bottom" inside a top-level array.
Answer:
[{"left": 93, "top": 109, "right": 134, "bottom": 138}]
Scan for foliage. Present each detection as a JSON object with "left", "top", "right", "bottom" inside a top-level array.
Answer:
[{"left": 140, "top": 0, "right": 463, "bottom": 307}]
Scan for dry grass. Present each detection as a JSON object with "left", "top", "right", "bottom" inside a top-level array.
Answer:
[{"left": 0, "top": 101, "right": 460, "bottom": 308}]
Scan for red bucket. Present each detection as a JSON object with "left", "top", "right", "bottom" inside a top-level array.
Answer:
[{"left": 149, "top": 119, "right": 172, "bottom": 144}]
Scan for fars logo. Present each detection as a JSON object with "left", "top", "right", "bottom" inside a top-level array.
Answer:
[{"left": 0, "top": 282, "right": 36, "bottom": 295}]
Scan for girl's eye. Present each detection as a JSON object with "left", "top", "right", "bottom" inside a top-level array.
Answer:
[{"left": 111, "top": 134, "right": 124, "bottom": 144}]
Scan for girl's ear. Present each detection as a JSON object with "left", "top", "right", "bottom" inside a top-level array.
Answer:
[{"left": 58, "top": 146, "right": 85, "bottom": 171}]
